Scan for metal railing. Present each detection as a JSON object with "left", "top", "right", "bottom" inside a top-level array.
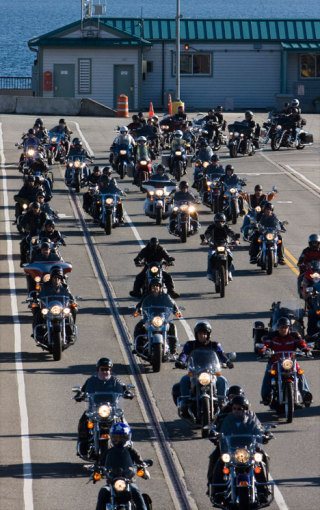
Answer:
[{"left": 0, "top": 76, "right": 32, "bottom": 89}]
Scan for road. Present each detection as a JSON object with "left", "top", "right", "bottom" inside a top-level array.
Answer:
[{"left": 0, "top": 113, "right": 319, "bottom": 510}]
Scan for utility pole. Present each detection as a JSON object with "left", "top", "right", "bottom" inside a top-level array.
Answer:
[{"left": 175, "top": 0, "right": 180, "bottom": 101}]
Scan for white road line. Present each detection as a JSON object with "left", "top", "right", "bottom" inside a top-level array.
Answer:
[
  {"left": 74, "top": 124, "right": 288, "bottom": 510},
  {"left": 0, "top": 124, "right": 34, "bottom": 510},
  {"left": 285, "top": 164, "right": 320, "bottom": 192}
]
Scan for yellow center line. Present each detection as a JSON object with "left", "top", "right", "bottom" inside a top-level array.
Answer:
[
  {"left": 284, "top": 248, "right": 298, "bottom": 265},
  {"left": 284, "top": 248, "right": 299, "bottom": 276}
]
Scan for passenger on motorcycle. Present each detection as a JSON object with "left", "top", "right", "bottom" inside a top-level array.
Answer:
[
  {"left": 133, "top": 280, "right": 180, "bottom": 355},
  {"left": 249, "top": 202, "right": 286, "bottom": 264},
  {"left": 35, "top": 191, "right": 56, "bottom": 219},
  {"left": 173, "top": 321, "right": 233, "bottom": 418},
  {"left": 169, "top": 181, "right": 199, "bottom": 234},
  {"left": 259, "top": 317, "right": 312, "bottom": 406},
  {"left": 201, "top": 213, "right": 239, "bottom": 281},
  {"left": 75, "top": 358, "right": 132, "bottom": 457},
  {"left": 130, "top": 237, "right": 179, "bottom": 299},
  {"left": 95, "top": 423, "right": 149, "bottom": 510}
]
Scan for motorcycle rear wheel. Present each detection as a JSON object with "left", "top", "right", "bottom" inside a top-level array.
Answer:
[
  {"left": 152, "top": 343, "right": 162, "bottom": 373},
  {"left": 266, "top": 250, "right": 274, "bottom": 275},
  {"left": 52, "top": 330, "right": 62, "bottom": 361},
  {"left": 284, "top": 382, "right": 294, "bottom": 423}
]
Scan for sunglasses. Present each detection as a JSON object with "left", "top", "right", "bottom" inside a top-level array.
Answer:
[
  {"left": 232, "top": 406, "right": 244, "bottom": 411},
  {"left": 99, "top": 367, "right": 111, "bottom": 372}
]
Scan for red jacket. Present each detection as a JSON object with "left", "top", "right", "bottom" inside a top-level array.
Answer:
[{"left": 262, "top": 331, "right": 307, "bottom": 362}]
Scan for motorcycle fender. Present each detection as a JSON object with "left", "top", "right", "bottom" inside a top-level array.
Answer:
[
  {"left": 156, "top": 200, "right": 163, "bottom": 208},
  {"left": 105, "top": 208, "right": 112, "bottom": 216},
  {"left": 151, "top": 333, "right": 163, "bottom": 345}
]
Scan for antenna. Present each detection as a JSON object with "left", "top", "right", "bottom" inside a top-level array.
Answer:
[{"left": 81, "top": 0, "right": 107, "bottom": 35}]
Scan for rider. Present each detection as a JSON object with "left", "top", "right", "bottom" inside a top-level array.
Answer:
[
  {"left": 173, "top": 321, "right": 233, "bottom": 418},
  {"left": 14, "top": 175, "right": 38, "bottom": 220},
  {"left": 259, "top": 316, "right": 312, "bottom": 406},
  {"left": 75, "top": 357, "right": 132, "bottom": 457},
  {"left": 240, "top": 110, "right": 261, "bottom": 148},
  {"left": 30, "top": 240, "right": 61, "bottom": 263},
  {"left": 65, "top": 137, "right": 91, "bottom": 183},
  {"left": 95, "top": 423, "right": 149, "bottom": 510},
  {"left": 297, "top": 234, "right": 320, "bottom": 283},
  {"left": 129, "top": 237, "right": 179, "bottom": 299},
  {"left": 39, "top": 219, "right": 66, "bottom": 246},
  {"left": 172, "top": 105, "right": 187, "bottom": 125},
  {"left": 169, "top": 181, "right": 199, "bottom": 234},
  {"left": 96, "top": 170, "right": 125, "bottom": 223},
  {"left": 19, "top": 201, "right": 47, "bottom": 266},
  {"left": 219, "top": 165, "right": 246, "bottom": 214},
  {"left": 133, "top": 279, "right": 180, "bottom": 355},
  {"left": 201, "top": 212, "right": 240, "bottom": 281},
  {"left": 110, "top": 126, "right": 135, "bottom": 166},
  {"left": 249, "top": 202, "right": 286, "bottom": 264},
  {"left": 50, "top": 118, "right": 72, "bottom": 154},
  {"left": 148, "top": 163, "right": 175, "bottom": 184},
  {"left": 241, "top": 184, "right": 277, "bottom": 240}
]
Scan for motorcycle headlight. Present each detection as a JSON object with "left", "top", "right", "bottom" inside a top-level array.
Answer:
[
  {"left": 277, "top": 125, "right": 282, "bottom": 130},
  {"left": 140, "top": 160, "right": 147, "bottom": 165},
  {"left": 229, "top": 132, "right": 234, "bottom": 136},
  {"left": 310, "top": 272, "right": 320, "bottom": 279},
  {"left": 152, "top": 316, "right": 163, "bottom": 327},
  {"left": 43, "top": 273, "right": 50, "bottom": 283},
  {"left": 63, "top": 307, "right": 71, "bottom": 315},
  {"left": 41, "top": 308, "right": 49, "bottom": 315},
  {"left": 22, "top": 203, "right": 28, "bottom": 210},
  {"left": 229, "top": 188, "right": 236, "bottom": 193},
  {"left": 119, "top": 150, "right": 127, "bottom": 155},
  {"left": 148, "top": 191, "right": 154, "bottom": 196},
  {"left": 34, "top": 276, "right": 41, "bottom": 283},
  {"left": 203, "top": 162, "right": 209, "bottom": 168},
  {"left": 27, "top": 149, "right": 35, "bottom": 156},
  {"left": 162, "top": 125, "right": 169, "bottom": 130},
  {"left": 206, "top": 181, "right": 212, "bottom": 186},
  {"left": 68, "top": 162, "right": 73, "bottom": 167},
  {"left": 282, "top": 359, "right": 293, "bottom": 370},
  {"left": 198, "top": 372, "right": 211, "bottom": 385},
  {"left": 234, "top": 132, "right": 239, "bottom": 137},
  {"left": 155, "top": 190, "right": 164, "bottom": 197},
  {"left": 113, "top": 479, "right": 127, "bottom": 492},
  {"left": 98, "top": 404, "right": 111, "bottom": 418},
  {"left": 175, "top": 151, "right": 182, "bottom": 156},
  {"left": 74, "top": 161, "right": 80, "bottom": 168},
  {"left": 188, "top": 206, "right": 195, "bottom": 213},
  {"left": 266, "top": 233, "right": 274, "bottom": 240},
  {"left": 217, "top": 246, "right": 226, "bottom": 252},
  {"left": 255, "top": 206, "right": 261, "bottom": 212},
  {"left": 234, "top": 448, "right": 250, "bottom": 463},
  {"left": 180, "top": 205, "right": 188, "bottom": 212},
  {"left": 221, "top": 453, "right": 231, "bottom": 463},
  {"left": 51, "top": 137, "right": 57, "bottom": 143},
  {"left": 50, "top": 305, "right": 62, "bottom": 315},
  {"left": 173, "top": 207, "right": 178, "bottom": 212},
  {"left": 254, "top": 452, "right": 263, "bottom": 463},
  {"left": 150, "top": 266, "right": 159, "bottom": 274},
  {"left": 106, "top": 197, "right": 114, "bottom": 204}
]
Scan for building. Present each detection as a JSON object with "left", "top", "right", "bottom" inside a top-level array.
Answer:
[{"left": 28, "top": 17, "right": 320, "bottom": 112}]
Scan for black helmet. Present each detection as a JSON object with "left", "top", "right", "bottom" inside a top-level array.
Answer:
[
  {"left": 308, "top": 234, "right": 320, "bottom": 248},
  {"left": 149, "top": 237, "right": 159, "bottom": 248},
  {"left": 156, "top": 164, "right": 165, "bottom": 173},
  {"left": 264, "top": 202, "right": 274, "bottom": 211},
  {"left": 231, "top": 395, "right": 249, "bottom": 410},
  {"left": 214, "top": 212, "right": 226, "bottom": 225},
  {"left": 31, "top": 201, "right": 40, "bottom": 209},
  {"left": 50, "top": 267, "right": 64, "bottom": 279},
  {"left": 72, "top": 137, "right": 82, "bottom": 146},
  {"left": 194, "top": 321, "right": 212, "bottom": 339},
  {"left": 28, "top": 128, "right": 35, "bottom": 135},
  {"left": 102, "top": 166, "right": 112, "bottom": 175},
  {"left": 93, "top": 165, "right": 100, "bottom": 173},
  {"left": 215, "top": 105, "right": 223, "bottom": 112},
  {"left": 41, "top": 241, "right": 50, "bottom": 249},
  {"left": 45, "top": 219, "right": 55, "bottom": 227},
  {"left": 35, "top": 117, "right": 44, "bottom": 126},
  {"left": 96, "top": 357, "right": 113, "bottom": 370},
  {"left": 277, "top": 317, "right": 291, "bottom": 328},
  {"left": 211, "top": 154, "right": 220, "bottom": 162},
  {"left": 254, "top": 184, "right": 263, "bottom": 192},
  {"left": 179, "top": 180, "right": 189, "bottom": 190},
  {"left": 227, "top": 385, "right": 245, "bottom": 399},
  {"left": 59, "top": 118, "right": 66, "bottom": 124},
  {"left": 245, "top": 110, "right": 253, "bottom": 119},
  {"left": 200, "top": 139, "right": 208, "bottom": 147},
  {"left": 36, "top": 190, "right": 46, "bottom": 198},
  {"left": 225, "top": 164, "right": 234, "bottom": 174}
]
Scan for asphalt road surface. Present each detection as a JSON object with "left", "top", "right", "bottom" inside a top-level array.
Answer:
[{"left": 0, "top": 113, "right": 319, "bottom": 510}]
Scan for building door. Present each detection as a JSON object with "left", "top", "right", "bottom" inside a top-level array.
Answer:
[
  {"left": 114, "top": 65, "right": 134, "bottom": 109},
  {"left": 53, "top": 64, "right": 75, "bottom": 97}
]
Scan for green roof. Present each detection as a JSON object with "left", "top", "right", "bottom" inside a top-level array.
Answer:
[
  {"left": 29, "top": 18, "right": 320, "bottom": 48},
  {"left": 281, "top": 41, "right": 320, "bottom": 50}
]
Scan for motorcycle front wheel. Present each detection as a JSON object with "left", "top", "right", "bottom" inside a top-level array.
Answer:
[
  {"left": 180, "top": 223, "right": 188, "bottom": 243},
  {"left": 201, "top": 398, "right": 210, "bottom": 438},
  {"left": 284, "top": 382, "right": 294, "bottom": 423},
  {"left": 215, "top": 266, "right": 226, "bottom": 298},
  {"left": 52, "top": 330, "right": 62, "bottom": 361},
  {"left": 271, "top": 136, "right": 281, "bottom": 151},
  {"left": 155, "top": 207, "right": 162, "bottom": 225},
  {"left": 152, "top": 343, "right": 162, "bottom": 373},
  {"left": 231, "top": 201, "right": 237, "bottom": 224},
  {"left": 266, "top": 250, "right": 274, "bottom": 275},
  {"left": 238, "top": 486, "right": 250, "bottom": 510},
  {"left": 105, "top": 213, "right": 112, "bottom": 235},
  {"left": 229, "top": 144, "right": 237, "bottom": 158}
]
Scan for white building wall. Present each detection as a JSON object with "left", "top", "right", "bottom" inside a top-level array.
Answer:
[{"left": 42, "top": 47, "right": 139, "bottom": 109}]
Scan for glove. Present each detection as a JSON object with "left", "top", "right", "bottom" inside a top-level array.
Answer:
[
  {"left": 175, "top": 360, "right": 186, "bottom": 369},
  {"left": 227, "top": 361, "right": 234, "bottom": 369},
  {"left": 124, "top": 390, "right": 134, "bottom": 400},
  {"left": 169, "top": 257, "right": 175, "bottom": 262}
]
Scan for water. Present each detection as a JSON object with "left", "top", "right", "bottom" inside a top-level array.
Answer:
[{"left": 1, "top": 0, "right": 319, "bottom": 76}]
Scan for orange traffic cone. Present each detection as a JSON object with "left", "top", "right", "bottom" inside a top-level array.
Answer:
[
  {"left": 148, "top": 101, "right": 155, "bottom": 118},
  {"left": 168, "top": 94, "right": 172, "bottom": 115}
]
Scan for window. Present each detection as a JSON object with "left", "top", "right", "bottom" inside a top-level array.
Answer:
[
  {"left": 78, "top": 58, "right": 92, "bottom": 94},
  {"left": 172, "top": 52, "right": 211, "bottom": 76},
  {"left": 300, "top": 54, "right": 320, "bottom": 78}
]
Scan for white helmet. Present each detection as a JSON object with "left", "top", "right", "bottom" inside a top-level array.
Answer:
[
  {"left": 120, "top": 126, "right": 128, "bottom": 134},
  {"left": 137, "top": 136, "right": 147, "bottom": 143},
  {"left": 174, "top": 130, "right": 183, "bottom": 138},
  {"left": 291, "top": 99, "right": 300, "bottom": 107}
]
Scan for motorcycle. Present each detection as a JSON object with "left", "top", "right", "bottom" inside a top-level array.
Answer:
[
  {"left": 14, "top": 196, "right": 30, "bottom": 232},
  {"left": 114, "top": 145, "right": 134, "bottom": 179},
  {"left": 143, "top": 181, "right": 176, "bottom": 225},
  {"left": 205, "top": 120, "right": 228, "bottom": 150},
  {"left": 222, "top": 182, "right": 246, "bottom": 225},
  {"left": 90, "top": 461, "right": 153, "bottom": 510},
  {"left": 32, "top": 294, "right": 77, "bottom": 361},
  {"left": 299, "top": 260, "right": 320, "bottom": 303},
  {"left": 170, "top": 146, "right": 187, "bottom": 181},
  {"left": 207, "top": 237, "right": 239, "bottom": 298},
  {"left": 175, "top": 349, "right": 236, "bottom": 437},
  {"left": 169, "top": 201, "right": 199, "bottom": 243},
  {"left": 65, "top": 155, "right": 91, "bottom": 192},
  {"left": 270, "top": 122, "right": 313, "bottom": 151},
  {"left": 228, "top": 123, "right": 255, "bottom": 157},
  {"left": 16, "top": 143, "right": 43, "bottom": 175},
  {"left": 133, "top": 305, "right": 178, "bottom": 372},
  {"left": 98, "top": 192, "right": 124, "bottom": 235},
  {"left": 201, "top": 176, "right": 222, "bottom": 213},
  {"left": 192, "top": 160, "right": 210, "bottom": 192},
  {"left": 134, "top": 158, "right": 152, "bottom": 189},
  {"left": 46, "top": 130, "right": 66, "bottom": 163},
  {"left": 209, "top": 431, "right": 274, "bottom": 509},
  {"left": 305, "top": 291, "right": 320, "bottom": 355},
  {"left": 139, "top": 260, "right": 173, "bottom": 295},
  {"left": 255, "top": 223, "right": 287, "bottom": 275},
  {"left": 72, "top": 388, "right": 134, "bottom": 464}
]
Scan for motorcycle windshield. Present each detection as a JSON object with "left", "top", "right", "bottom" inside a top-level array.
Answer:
[
  {"left": 40, "top": 295, "right": 69, "bottom": 307},
  {"left": 221, "top": 434, "right": 259, "bottom": 454},
  {"left": 87, "top": 391, "right": 121, "bottom": 407},
  {"left": 270, "top": 300, "right": 305, "bottom": 332},
  {"left": 188, "top": 349, "right": 221, "bottom": 374},
  {"left": 105, "top": 449, "right": 136, "bottom": 479},
  {"left": 142, "top": 305, "right": 172, "bottom": 321},
  {"left": 48, "top": 130, "right": 64, "bottom": 141}
]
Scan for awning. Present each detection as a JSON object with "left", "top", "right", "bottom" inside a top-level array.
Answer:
[{"left": 281, "top": 42, "right": 320, "bottom": 51}]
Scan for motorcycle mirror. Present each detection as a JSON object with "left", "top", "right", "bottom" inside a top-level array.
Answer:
[
  {"left": 272, "top": 186, "right": 278, "bottom": 192},
  {"left": 255, "top": 343, "right": 264, "bottom": 349},
  {"left": 144, "top": 459, "right": 153, "bottom": 467},
  {"left": 74, "top": 295, "right": 83, "bottom": 300},
  {"left": 124, "top": 188, "right": 130, "bottom": 193},
  {"left": 282, "top": 220, "right": 289, "bottom": 225},
  {"left": 227, "top": 352, "right": 237, "bottom": 362},
  {"left": 126, "top": 384, "right": 135, "bottom": 389},
  {"left": 72, "top": 386, "right": 81, "bottom": 392}
]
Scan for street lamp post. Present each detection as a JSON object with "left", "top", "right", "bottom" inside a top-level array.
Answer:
[{"left": 175, "top": 0, "right": 180, "bottom": 101}]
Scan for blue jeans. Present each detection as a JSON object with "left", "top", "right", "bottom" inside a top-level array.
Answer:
[
  {"left": 180, "top": 373, "right": 229, "bottom": 401},
  {"left": 261, "top": 362, "right": 311, "bottom": 401}
]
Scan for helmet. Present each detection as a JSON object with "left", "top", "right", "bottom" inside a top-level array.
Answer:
[
  {"left": 225, "top": 164, "right": 234, "bottom": 174},
  {"left": 72, "top": 137, "right": 82, "bottom": 146},
  {"left": 102, "top": 166, "right": 112, "bottom": 175},
  {"left": 149, "top": 278, "right": 162, "bottom": 289},
  {"left": 36, "top": 190, "right": 45, "bottom": 197},
  {"left": 35, "top": 117, "right": 44, "bottom": 126},
  {"left": 28, "top": 128, "right": 35, "bottom": 135},
  {"left": 264, "top": 202, "right": 274, "bottom": 211},
  {"left": 31, "top": 201, "right": 40, "bottom": 210},
  {"left": 119, "top": 126, "right": 128, "bottom": 134},
  {"left": 96, "top": 357, "right": 113, "bottom": 370},
  {"left": 93, "top": 165, "right": 100, "bottom": 173},
  {"left": 156, "top": 163, "right": 165, "bottom": 173},
  {"left": 41, "top": 241, "right": 50, "bottom": 250},
  {"left": 27, "top": 175, "right": 35, "bottom": 182},
  {"left": 245, "top": 110, "right": 253, "bottom": 119},
  {"left": 194, "top": 321, "right": 212, "bottom": 339},
  {"left": 254, "top": 184, "right": 263, "bottom": 192},
  {"left": 211, "top": 154, "right": 220, "bottom": 162},
  {"left": 227, "top": 385, "right": 245, "bottom": 399},
  {"left": 231, "top": 395, "right": 249, "bottom": 410},
  {"left": 308, "top": 234, "right": 320, "bottom": 249},
  {"left": 50, "top": 267, "right": 64, "bottom": 279},
  {"left": 214, "top": 212, "right": 226, "bottom": 226},
  {"left": 149, "top": 237, "right": 159, "bottom": 248},
  {"left": 291, "top": 99, "right": 300, "bottom": 107},
  {"left": 110, "top": 422, "right": 131, "bottom": 447},
  {"left": 277, "top": 317, "right": 291, "bottom": 328},
  {"left": 45, "top": 219, "right": 55, "bottom": 228},
  {"left": 137, "top": 136, "right": 147, "bottom": 143},
  {"left": 152, "top": 115, "right": 159, "bottom": 121},
  {"left": 174, "top": 130, "right": 183, "bottom": 138},
  {"left": 59, "top": 118, "right": 66, "bottom": 125},
  {"left": 179, "top": 180, "right": 189, "bottom": 190},
  {"left": 215, "top": 105, "right": 223, "bottom": 112}
]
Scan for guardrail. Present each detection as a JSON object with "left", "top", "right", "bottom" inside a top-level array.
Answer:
[{"left": 0, "top": 76, "right": 32, "bottom": 89}]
